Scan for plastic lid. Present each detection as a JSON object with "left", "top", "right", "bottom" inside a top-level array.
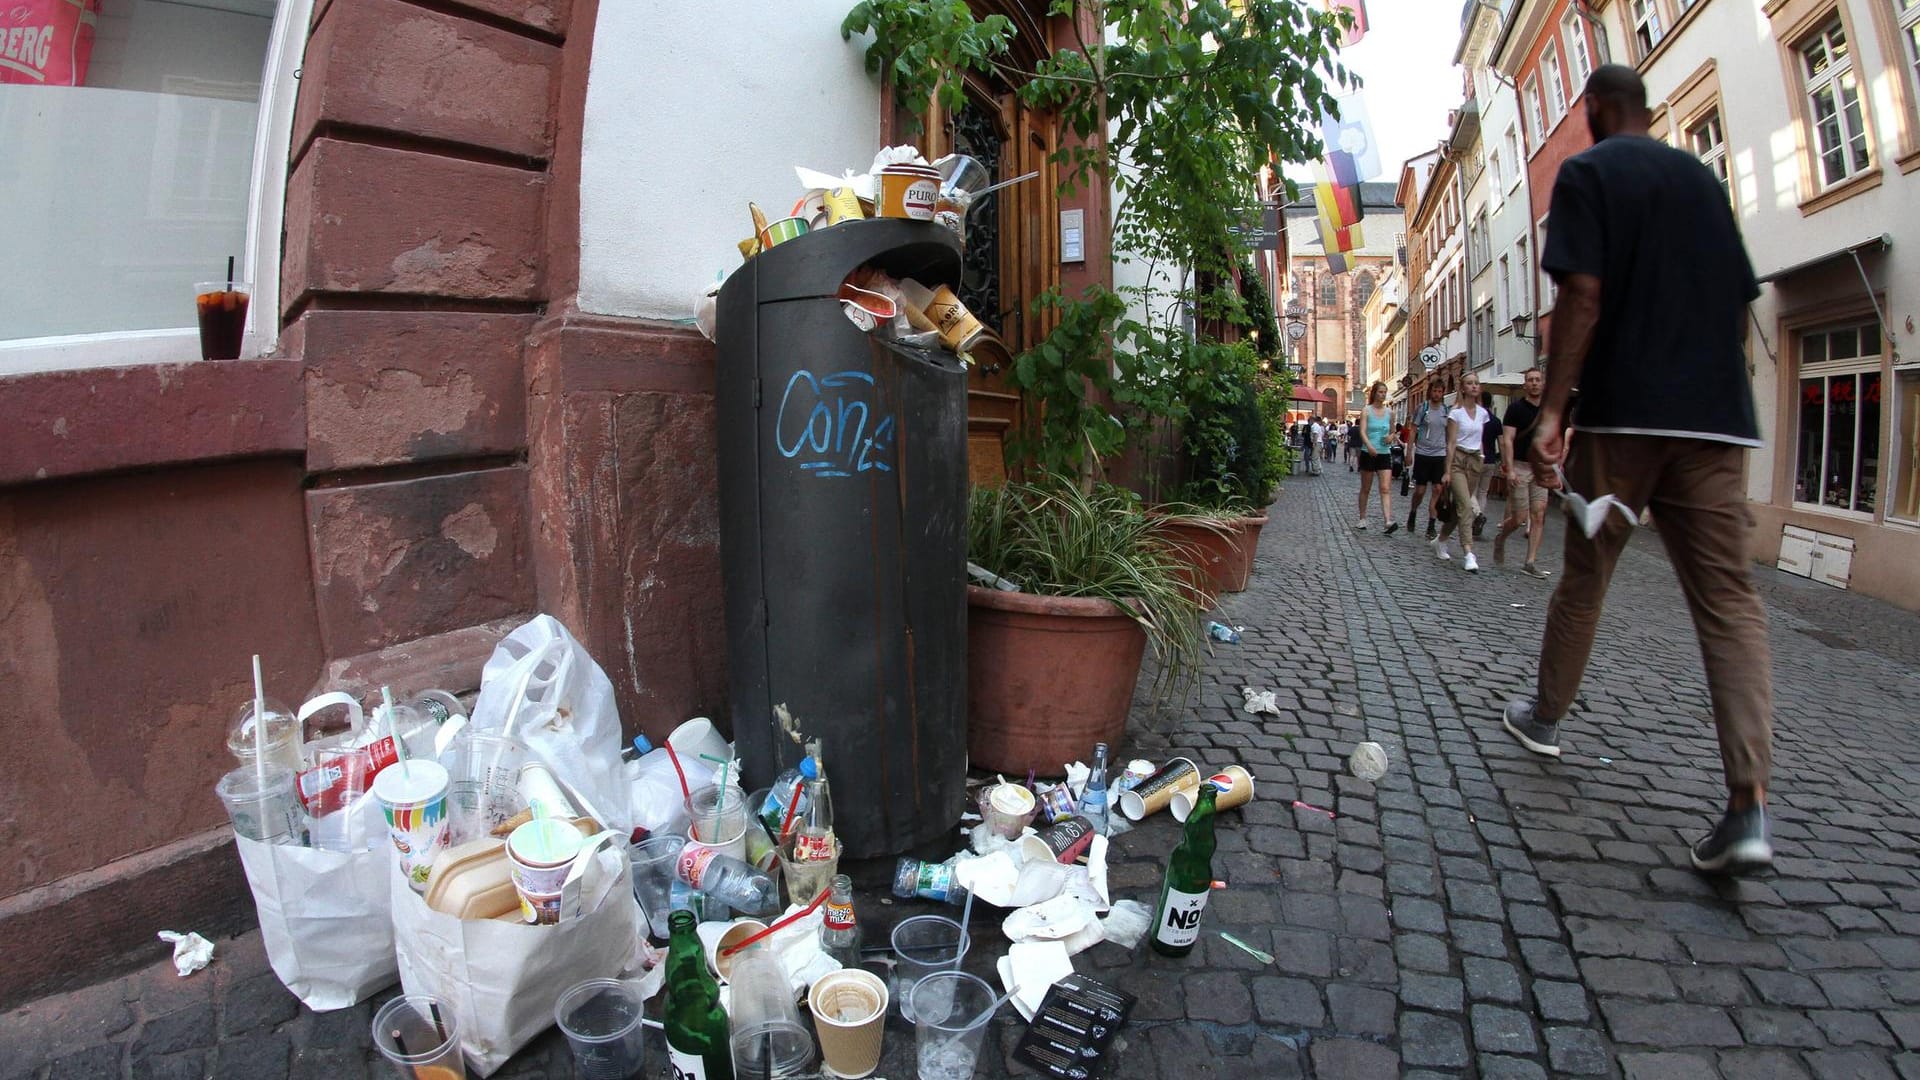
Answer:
[
  {"left": 798, "top": 756, "right": 819, "bottom": 779},
  {"left": 632, "top": 733, "right": 654, "bottom": 756}
]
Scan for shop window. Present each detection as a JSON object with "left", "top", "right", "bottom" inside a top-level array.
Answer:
[
  {"left": 1798, "top": 19, "right": 1873, "bottom": 188},
  {"left": 0, "top": 0, "right": 296, "bottom": 370},
  {"left": 1688, "top": 108, "right": 1731, "bottom": 203},
  {"left": 1895, "top": 367, "right": 1920, "bottom": 523},
  {"left": 1795, "top": 320, "right": 1883, "bottom": 515}
]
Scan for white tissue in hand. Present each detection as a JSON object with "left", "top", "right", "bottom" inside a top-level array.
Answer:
[
  {"left": 158, "top": 930, "right": 213, "bottom": 977},
  {"left": 1242, "top": 687, "right": 1281, "bottom": 715}
]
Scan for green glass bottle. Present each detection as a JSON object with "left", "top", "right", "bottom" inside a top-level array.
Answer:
[
  {"left": 1149, "top": 783, "right": 1217, "bottom": 957},
  {"left": 665, "top": 909, "right": 734, "bottom": 1080}
]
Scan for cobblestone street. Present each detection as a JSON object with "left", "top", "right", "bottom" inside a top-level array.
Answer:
[{"left": 7, "top": 470, "right": 1920, "bottom": 1078}]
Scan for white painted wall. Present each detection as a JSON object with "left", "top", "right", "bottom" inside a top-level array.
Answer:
[
  {"left": 578, "top": 0, "right": 882, "bottom": 321},
  {"left": 1622, "top": 0, "right": 1917, "bottom": 508}
]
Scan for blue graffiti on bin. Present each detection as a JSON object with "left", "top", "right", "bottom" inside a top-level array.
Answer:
[{"left": 775, "top": 370, "right": 895, "bottom": 478}]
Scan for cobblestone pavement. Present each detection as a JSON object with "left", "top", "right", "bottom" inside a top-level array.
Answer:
[{"left": 7, "top": 469, "right": 1920, "bottom": 1078}]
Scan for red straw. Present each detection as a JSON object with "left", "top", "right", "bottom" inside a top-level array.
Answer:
[
  {"left": 720, "top": 886, "right": 830, "bottom": 957},
  {"left": 663, "top": 741, "right": 692, "bottom": 802},
  {"left": 777, "top": 781, "right": 805, "bottom": 841}
]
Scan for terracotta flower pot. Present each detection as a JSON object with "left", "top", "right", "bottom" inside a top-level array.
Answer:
[
  {"left": 966, "top": 585, "right": 1147, "bottom": 776},
  {"left": 1155, "top": 513, "right": 1268, "bottom": 603}
]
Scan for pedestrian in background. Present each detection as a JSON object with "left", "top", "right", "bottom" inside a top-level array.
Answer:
[
  {"left": 1500, "top": 65, "right": 1774, "bottom": 874},
  {"left": 1309, "top": 416, "right": 1326, "bottom": 475},
  {"left": 1345, "top": 419, "right": 1362, "bottom": 470},
  {"left": 1354, "top": 382, "right": 1398, "bottom": 533},
  {"left": 1431, "top": 373, "right": 1491, "bottom": 571},
  {"left": 1405, "top": 381, "right": 1450, "bottom": 537},
  {"left": 1475, "top": 389, "right": 1504, "bottom": 541},
  {"left": 1495, "top": 367, "right": 1554, "bottom": 578}
]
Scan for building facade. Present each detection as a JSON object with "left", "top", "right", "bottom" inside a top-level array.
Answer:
[
  {"left": 1586, "top": 0, "right": 1920, "bottom": 607},
  {"left": 1282, "top": 182, "right": 1400, "bottom": 418},
  {"left": 1362, "top": 263, "right": 1409, "bottom": 415},
  {"left": 0, "top": 0, "right": 1111, "bottom": 1001},
  {"left": 1401, "top": 148, "right": 1470, "bottom": 403},
  {"left": 1458, "top": 0, "right": 1540, "bottom": 384}
]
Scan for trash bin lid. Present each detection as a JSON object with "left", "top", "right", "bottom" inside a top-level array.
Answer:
[{"left": 725, "top": 218, "right": 962, "bottom": 305}]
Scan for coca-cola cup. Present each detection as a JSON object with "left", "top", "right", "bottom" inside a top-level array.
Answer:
[{"left": 194, "top": 281, "right": 250, "bottom": 360}]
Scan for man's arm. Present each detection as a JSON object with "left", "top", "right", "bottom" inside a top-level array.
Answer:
[
  {"left": 1500, "top": 425, "right": 1516, "bottom": 479},
  {"left": 1532, "top": 271, "right": 1601, "bottom": 473}
]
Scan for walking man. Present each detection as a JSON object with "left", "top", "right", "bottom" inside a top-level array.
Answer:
[
  {"left": 1309, "top": 416, "right": 1326, "bottom": 475},
  {"left": 1500, "top": 65, "right": 1774, "bottom": 874},
  {"left": 1494, "top": 367, "right": 1553, "bottom": 577},
  {"left": 1404, "top": 381, "right": 1449, "bottom": 537}
]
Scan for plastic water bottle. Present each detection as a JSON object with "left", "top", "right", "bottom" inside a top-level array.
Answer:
[
  {"left": 677, "top": 847, "right": 779, "bottom": 916},
  {"left": 758, "top": 756, "right": 818, "bottom": 834},
  {"left": 1081, "top": 742, "right": 1111, "bottom": 834}
]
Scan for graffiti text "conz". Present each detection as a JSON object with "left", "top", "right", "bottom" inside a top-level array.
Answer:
[{"left": 774, "top": 370, "right": 894, "bottom": 479}]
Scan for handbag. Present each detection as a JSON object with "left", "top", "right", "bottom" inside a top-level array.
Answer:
[{"left": 1436, "top": 485, "right": 1458, "bottom": 524}]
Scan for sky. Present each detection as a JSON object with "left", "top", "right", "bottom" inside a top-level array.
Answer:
[{"left": 1281, "top": 0, "right": 1468, "bottom": 188}]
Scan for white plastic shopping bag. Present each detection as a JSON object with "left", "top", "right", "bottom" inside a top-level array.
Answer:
[
  {"left": 390, "top": 845, "right": 642, "bottom": 1076},
  {"left": 469, "top": 615, "right": 630, "bottom": 835},
  {"left": 235, "top": 823, "right": 397, "bottom": 1011}
]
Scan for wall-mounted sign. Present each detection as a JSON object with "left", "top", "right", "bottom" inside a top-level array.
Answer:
[
  {"left": 1060, "top": 209, "right": 1084, "bottom": 263},
  {"left": 1418, "top": 347, "right": 1442, "bottom": 370}
]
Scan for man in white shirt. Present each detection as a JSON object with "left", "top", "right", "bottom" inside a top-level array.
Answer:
[{"left": 1308, "top": 418, "right": 1326, "bottom": 475}]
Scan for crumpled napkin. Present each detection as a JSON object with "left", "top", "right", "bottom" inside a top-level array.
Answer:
[
  {"left": 158, "top": 930, "right": 213, "bottom": 977},
  {"left": 1242, "top": 687, "right": 1280, "bottom": 715}
]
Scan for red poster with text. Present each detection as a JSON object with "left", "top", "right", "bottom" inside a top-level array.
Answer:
[{"left": 1, "top": 0, "right": 100, "bottom": 86}]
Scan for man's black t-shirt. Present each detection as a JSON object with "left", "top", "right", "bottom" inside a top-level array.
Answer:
[
  {"left": 1503, "top": 397, "right": 1542, "bottom": 463},
  {"left": 1482, "top": 412, "right": 1504, "bottom": 465},
  {"left": 1540, "top": 134, "right": 1761, "bottom": 445}
]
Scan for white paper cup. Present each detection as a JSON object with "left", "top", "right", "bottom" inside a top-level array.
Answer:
[
  {"left": 372, "top": 760, "right": 450, "bottom": 891},
  {"left": 697, "top": 918, "right": 768, "bottom": 981},
  {"left": 667, "top": 717, "right": 729, "bottom": 764},
  {"left": 1118, "top": 757, "right": 1199, "bottom": 820}
]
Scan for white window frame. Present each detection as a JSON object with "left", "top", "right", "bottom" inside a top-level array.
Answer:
[
  {"left": 1794, "top": 320, "right": 1885, "bottom": 518},
  {"left": 0, "top": 0, "right": 312, "bottom": 378},
  {"left": 1798, "top": 18, "right": 1873, "bottom": 189},
  {"left": 1498, "top": 254, "right": 1511, "bottom": 325},
  {"left": 1523, "top": 77, "right": 1546, "bottom": 153},
  {"left": 1901, "top": 0, "right": 1920, "bottom": 104},
  {"left": 1563, "top": 11, "right": 1594, "bottom": 88},
  {"left": 1687, "top": 108, "right": 1731, "bottom": 203},
  {"left": 1543, "top": 43, "right": 1568, "bottom": 125},
  {"left": 1632, "top": 0, "right": 1665, "bottom": 58},
  {"left": 1893, "top": 361, "right": 1920, "bottom": 525}
]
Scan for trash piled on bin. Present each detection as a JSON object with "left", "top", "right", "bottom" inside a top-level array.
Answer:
[
  {"left": 209, "top": 613, "right": 1274, "bottom": 1077},
  {"left": 693, "top": 145, "right": 1035, "bottom": 375}
]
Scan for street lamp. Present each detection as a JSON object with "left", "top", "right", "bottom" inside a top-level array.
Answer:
[{"left": 1510, "top": 312, "right": 1541, "bottom": 344}]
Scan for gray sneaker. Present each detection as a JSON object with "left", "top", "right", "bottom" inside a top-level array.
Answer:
[
  {"left": 1523, "top": 562, "right": 1551, "bottom": 579},
  {"left": 1502, "top": 697, "right": 1561, "bottom": 757},
  {"left": 1690, "top": 804, "right": 1773, "bottom": 875}
]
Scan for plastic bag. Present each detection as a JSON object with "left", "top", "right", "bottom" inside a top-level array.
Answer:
[
  {"left": 390, "top": 847, "right": 642, "bottom": 1076},
  {"left": 469, "top": 616, "right": 630, "bottom": 835},
  {"left": 236, "top": 825, "right": 397, "bottom": 1011}
]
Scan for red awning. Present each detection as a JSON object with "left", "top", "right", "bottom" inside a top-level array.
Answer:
[{"left": 1291, "top": 385, "right": 1334, "bottom": 403}]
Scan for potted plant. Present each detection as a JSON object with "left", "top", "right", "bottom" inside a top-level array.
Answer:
[{"left": 965, "top": 479, "right": 1206, "bottom": 774}]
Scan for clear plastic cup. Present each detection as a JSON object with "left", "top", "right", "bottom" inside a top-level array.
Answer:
[
  {"left": 630, "top": 834, "right": 687, "bottom": 940},
  {"left": 911, "top": 972, "right": 996, "bottom": 1080},
  {"left": 686, "top": 783, "right": 749, "bottom": 846},
  {"left": 554, "top": 979, "right": 646, "bottom": 1080},
  {"left": 891, "top": 915, "right": 970, "bottom": 1023},
  {"left": 371, "top": 994, "right": 464, "bottom": 1079},
  {"left": 215, "top": 764, "right": 307, "bottom": 846},
  {"left": 443, "top": 731, "right": 527, "bottom": 845},
  {"left": 726, "top": 941, "right": 815, "bottom": 1078}
]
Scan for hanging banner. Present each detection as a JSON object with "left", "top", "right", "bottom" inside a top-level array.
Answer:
[
  {"left": 1324, "top": 0, "right": 1369, "bottom": 47},
  {"left": 1320, "top": 91, "right": 1382, "bottom": 187},
  {"left": 0, "top": 0, "right": 100, "bottom": 86}
]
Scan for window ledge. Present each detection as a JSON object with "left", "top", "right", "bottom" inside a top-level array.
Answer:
[
  {"left": 1798, "top": 167, "right": 1883, "bottom": 215},
  {"left": 1790, "top": 501, "right": 1878, "bottom": 523},
  {"left": 1899, "top": 146, "right": 1920, "bottom": 175},
  {"left": 0, "top": 359, "right": 305, "bottom": 487}
]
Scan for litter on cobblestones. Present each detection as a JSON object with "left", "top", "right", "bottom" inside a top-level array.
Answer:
[
  {"left": 1206, "top": 621, "right": 1243, "bottom": 643},
  {"left": 1241, "top": 686, "right": 1282, "bottom": 715},
  {"left": 1349, "top": 741, "right": 1391, "bottom": 781},
  {"left": 1218, "top": 931, "right": 1275, "bottom": 964},
  {"left": 157, "top": 930, "right": 213, "bottom": 977},
  {"left": 1293, "top": 800, "right": 1337, "bottom": 818}
]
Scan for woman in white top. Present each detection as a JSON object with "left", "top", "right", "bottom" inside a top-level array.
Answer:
[{"left": 1433, "top": 373, "right": 1492, "bottom": 572}]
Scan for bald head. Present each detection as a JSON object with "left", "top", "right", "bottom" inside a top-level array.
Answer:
[{"left": 1583, "top": 64, "right": 1652, "bottom": 142}]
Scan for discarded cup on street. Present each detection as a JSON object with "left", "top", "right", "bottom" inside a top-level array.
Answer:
[
  {"left": 758, "top": 216, "right": 810, "bottom": 249},
  {"left": 877, "top": 163, "right": 940, "bottom": 220},
  {"left": 911, "top": 971, "right": 997, "bottom": 1080},
  {"left": 980, "top": 783, "right": 1037, "bottom": 840},
  {"left": 506, "top": 816, "right": 583, "bottom": 923},
  {"left": 892, "top": 915, "right": 970, "bottom": 1023},
  {"left": 1349, "top": 741, "right": 1390, "bottom": 782},
  {"left": 631, "top": 834, "right": 687, "bottom": 940},
  {"left": 375, "top": 760, "right": 451, "bottom": 892},
  {"left": 1019, "top": 814, "right": 1098, "bottom": 865},
  {"left": 1037, "top": 784, "right": 1076, "bottom": 825},
  {"left": 555, "top": 978, "right": 647, "bottom": 1080},
  {"left": 226, "top": 698, "right": 300, "bottom": 772},
  {"left": 696, "top": 917, "right": 768, "bottom": 981},
  {"left": 216, "top": 763, "right": 308, "bottom": 846},
  {"left": 809, "top": 967, "right": 889, "bottom": 1079},
  {"left": 1172, "top": 765, "right": 1254, "bottom": 821},
  {"left": 1116, "top": 760, "right": 1154, "bottom": 793},
  {"left": 727, "top": 940, "right": 817, "bottom": 1077},
  {"left": 1118, "top": 757, "right": 1200, "bottom": 821},
  {"left": 371, "top": 994, "right": 465, "bottom": 1080}
]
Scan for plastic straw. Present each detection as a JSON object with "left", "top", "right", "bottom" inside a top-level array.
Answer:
[
  {"left": 951, "top": 890, "right": 976, "bottom": 970},
  {"left": 226, "top": 255, "right": 235, "bottom": 291},
  {"left": 384, "top": 686, "right": 411, "bottom": 782},
  {"left": 250, "top": 655, "right": 267, "bottom": 784},
  {"left": 970, "top": 986, "right": 1020, "bottom": 1027},
  {"left": 710, "top": 758, "right": 731, "bottom": 841},
  {"left": 777, "top": 781, "right": 805, "bottom": 841},
  {"left": 720, "top": 886, "right": 830, "bottom": 957},
  {"left": 663, "top": 742, "right": 692, "bottom": 802},
  {"left": 428, "top": 1000, "right": 446, "bottom": 1041}
]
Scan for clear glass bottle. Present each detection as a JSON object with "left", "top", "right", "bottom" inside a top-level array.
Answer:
[
  {"left": 819, "top": 874, "right": 863, "bottom": 967},
  {"left": 1081, "top": 742, "right": 1111, "bottom": 834}
]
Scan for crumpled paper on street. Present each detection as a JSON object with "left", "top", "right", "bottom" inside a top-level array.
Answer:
[
  {"left": 1242, "top": 687, "right": 1281, "bottom": 715},
  {"left": 998, "top": 940, "right": 1075, "bottom": 1021},
  {"left": 158, "top": 931, "right": 213, "bottom": 977},
  {"left": 1098, "top": 900, "right": 1152, "bottom": 950}
]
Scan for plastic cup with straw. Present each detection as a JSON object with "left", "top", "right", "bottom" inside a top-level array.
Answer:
[
  {"left": 950, "top": 889, "right": 976, "bottom": 971},
  {"left": 698, "top": 752, "right": 732, "bottom": 843}
]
